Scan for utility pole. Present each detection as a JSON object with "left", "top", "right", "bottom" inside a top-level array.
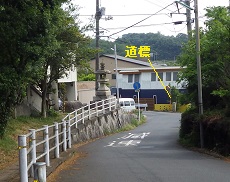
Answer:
[
  {"left": 194, "top": 0, "right": 204, "bottom": 148},
  {"left": 114, "top": 44, "right": 119, "bottom": 100},
  {"left": 95, "top": 0, "right": 100, "bottom": 91},
  {"left": 185, "top": 0, "right": 192, "bottom": 39}
]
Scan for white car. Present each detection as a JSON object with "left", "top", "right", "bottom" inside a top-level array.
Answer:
[{"left": 118, "top": 98, "right": 136, "bottom": 112}]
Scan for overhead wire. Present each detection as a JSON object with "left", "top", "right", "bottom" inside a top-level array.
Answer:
[
  {"left": 79, "top": 13, "right": 167, "bottom": 17},
  {"left": 107, "top": 2, "right": 175, "bottom": 37},
  {"left": 101, "top": 21, "right": 186, "bottom": 30},
  {"left": 96, "top": 1, "right": 195, "bottom": 43}
]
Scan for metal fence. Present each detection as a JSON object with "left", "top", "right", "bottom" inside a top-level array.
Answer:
[{"left": 18, "top": 97, "right": 117, "bottom": 182}]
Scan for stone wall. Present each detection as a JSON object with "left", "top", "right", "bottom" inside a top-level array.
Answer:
[{"left": 71, "top": 109, "right": 136, "bottom": 143}]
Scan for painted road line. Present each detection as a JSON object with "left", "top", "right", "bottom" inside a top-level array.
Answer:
[{"left": 105, "top": 132, "right": 150, "bottom": 147}]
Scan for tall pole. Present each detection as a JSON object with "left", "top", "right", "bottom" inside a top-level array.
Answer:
[
  {"left": 185, "top": 0, "right": 192, "bottom": 39},
  {"left": 114, "top": 44, "right": 119, "bottom": 100},
  {"left": 194, "top": 0, "right": 204, "bottom": 148},
  {"left": 137, "top": 91, "right": 140, "bottom": 122},
  {"left": 95, "top": 0, "right": 100, "bottom": 91}
]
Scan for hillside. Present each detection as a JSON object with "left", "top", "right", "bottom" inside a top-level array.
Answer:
[{"left": 90, "top": 32, "right": 188, "bottom": 60}]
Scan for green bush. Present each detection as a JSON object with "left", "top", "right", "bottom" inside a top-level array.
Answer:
[
  {"left": 179, "top": 108, "right": 198, "bottom": 139},
  {"left": 179, "top": 110, "right": 200, "bottom": 147},
  {"left": 179, "top": 108, "right": 230, "bottom": 156},
  {"left": 203, "top": 117, "right": 230, "bottom": 155},
  {"left": 47, "top": 109, "right": 59, "bottom": 117}
]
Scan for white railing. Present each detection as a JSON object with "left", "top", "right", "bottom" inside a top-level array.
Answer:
[{"left": 18, "top": 97, "right": 117, "bottom": 182}]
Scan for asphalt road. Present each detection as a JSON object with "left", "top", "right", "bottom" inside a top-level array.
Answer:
[{"left": 56, "top": 111, "right": 230, "bottom": 182}]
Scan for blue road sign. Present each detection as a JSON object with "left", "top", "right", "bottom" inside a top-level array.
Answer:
[{"left": 133, "top": 82, "right": 141, "bottom": 90}]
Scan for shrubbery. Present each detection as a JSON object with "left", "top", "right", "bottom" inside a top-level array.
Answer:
[{"left": 180, "top": 109, "right": 230, "bottom": 156}]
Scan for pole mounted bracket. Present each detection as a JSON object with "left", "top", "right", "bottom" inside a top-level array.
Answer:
[{"left": 174, "top": 1, "right": 194, "bottom": 10}]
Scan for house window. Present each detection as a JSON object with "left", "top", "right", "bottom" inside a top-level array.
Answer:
[
  {"left": 112, "top": 74, "right": 116, "bottom": 79},
  {"left": 157, "top": 72, "right": 163, "bottom": 81},
  {"left": 134, "top": 74, "right": 139, "bottom": 82},
  {"left": 173, "top": 72, "right": 178, "bottom": 81},
  {"left": 128, "top": 74, "right": 133, "bottom": 83},
  {"left": 166, "top": 72, "right": 171, "bottom": 81},
  {"left": 151, "top": 73, "right": 156, "bottom": 81}
]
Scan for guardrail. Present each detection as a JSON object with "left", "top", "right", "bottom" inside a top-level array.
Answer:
[{"left": 18, "top": 97, "right": 117, "bottom": 182}]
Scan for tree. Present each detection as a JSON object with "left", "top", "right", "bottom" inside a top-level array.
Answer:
[
  {"left": 89, "top": 32, "right": 188, "bottom": 60},
  {"left": 0, "top": 0, "right": 95, "bottom": 137},
  {"left": 178, "top": 6, "right": 230, "bottom": 111},
  {"left": 38, "top": 3, "right": 95, "bottom": 117},
  {"left": 0, "top": 0, "right": 64, "bottom": 137}
]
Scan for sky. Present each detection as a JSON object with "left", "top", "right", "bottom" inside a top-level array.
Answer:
[{"left": 72, "top": 0, "right": 229, "bottom": 39}]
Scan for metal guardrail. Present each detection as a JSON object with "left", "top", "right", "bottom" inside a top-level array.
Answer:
[{"left": 18, "top": 97, "right": 117, "bottom": 182}]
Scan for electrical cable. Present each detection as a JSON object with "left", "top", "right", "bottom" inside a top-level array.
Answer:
[
  {"left": 101, "top": 21, "right": 186, "bottom": 30},
  {"left": 107, "top": 2, "right": 175, "bottom": 37},
  {"left": 143, "top": 0, "right": 173, "bottom": 12},
  {"left": 78, "top": 13, "right": 167, "bottom": 17}
]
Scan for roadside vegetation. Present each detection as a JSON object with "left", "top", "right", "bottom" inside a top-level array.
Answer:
[
  {"left": 178, "top": 6, "right": 230, "bottom": 156},
  {"left": 0, "top": 112, "right": 64, "bottom": 170},
  {"left": 119, "top": 110, "right": 146, "bottom": 131},
  {"left": 0, "top": 0, "right": 95, "bottom": 138},
  {"left": 0, "top": 109, "right": 146, "bottom": 170}
]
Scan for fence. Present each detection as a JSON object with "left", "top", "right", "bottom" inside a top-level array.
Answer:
[{"left": 18, "top": 97, "right": 117, "bottom": 182}]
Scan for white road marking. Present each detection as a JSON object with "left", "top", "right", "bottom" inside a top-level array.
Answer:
[{"left": 105, "top": 132, "right": 151, "bottom": 147}]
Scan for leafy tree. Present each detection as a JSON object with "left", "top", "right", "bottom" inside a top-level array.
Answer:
[
  {"left": 178, "top": 6, "right": 230, "bottom": 111},
  {"left": 90, "top": 32, "right": 188, "bottom": 60},
  {"left": 78, "top": 73, "right": 95, "bottom": 81},
  {"left": 38, "top": 3, "right": 95, "bottom": 117},
  {"left": 0, "top": 0, "right": 63, "bottom": 137},
  {"left": 0, "top": 0, "right": 95, "bottom": 136}
]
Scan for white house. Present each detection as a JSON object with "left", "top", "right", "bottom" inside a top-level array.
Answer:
[
  {"left": 58, "top": 65, "right": 78, "bottom": 101},
  {"left": 15, "top": 66, "right": 78, "bottom": 117},
  {"left": 116, "top": 65, "right": 186, "bottom": 104}
]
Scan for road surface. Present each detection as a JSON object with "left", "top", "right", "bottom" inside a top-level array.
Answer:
[{"left": 55, "top": 111, "right": 230, "bottom": 182}]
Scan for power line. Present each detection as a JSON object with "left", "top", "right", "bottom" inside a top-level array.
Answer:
[
  {"left": 108, "top": 2, "right": 175, "bottom": 37},
  {"left": 78, "top": 13, "right": 167, "bottom": 17},
  {"left": 101, "top": 21, "right": 186, "bottom": 30}
]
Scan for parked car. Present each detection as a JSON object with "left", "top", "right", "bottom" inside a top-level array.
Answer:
[{"left": 118, "top": 98, "right": 136, "bottom": 112}]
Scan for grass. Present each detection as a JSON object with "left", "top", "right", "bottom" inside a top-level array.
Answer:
[
  {"left": 119, "top": 113, "right": 146, "bottom": 132},
  {"left": 0, "top": 113, "right": 64, "bottom": 170},
  {"left": 0, "top": 111, "right": 146, "bottom": 170}
]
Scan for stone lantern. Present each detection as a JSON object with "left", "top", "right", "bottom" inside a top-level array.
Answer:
[{"left": 93, "top": 62, "right": 112, "bottom": 101}]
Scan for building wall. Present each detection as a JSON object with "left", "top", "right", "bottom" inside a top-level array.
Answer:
[
  {"left": 15, "top": 86, "right": 42, "bottom": 117},
  {"left": 27, "top": 87, "right": 42, "bottom": 112},
  {"left": 58, "top": 66, "right": 78, "bottom": 102},
  {"left": 120, "top": 89, "right": 169, "bottom": 104},
  {"left": 58, "top": 65, "right": 77, "bottom": 82},
  {"left": 78, "top": 89, "right": 95, "bottom": 105},
  {"left": 117, "top": 70, "right": 186, "bottom": 104},
  {"left": 66, "top": 81, "right": 77, "bottom": 101},
  {"left": 118, "top": 71, "right": 183, "bottom": 90},
  {"left": 90, "top": 56, "right": 148, "bottom": 87}
]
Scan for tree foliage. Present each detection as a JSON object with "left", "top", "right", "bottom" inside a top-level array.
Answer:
[
  {"left": 0, "top": 0, "right": 57, "bottom": 137},
  {"left": 90, "top": 32, "right": 188, "bottom": 60},
  {"left": 0, "top": 0, "right": 95, "bottom": 137},
  {"left": 38, "top": 2, "right": 95, "bottom": 117},
  {"left": 178, "top": 6, "right": 230, "bottom": 111}
]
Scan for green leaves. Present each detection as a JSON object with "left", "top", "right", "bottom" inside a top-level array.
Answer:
[
  {"left": 178, "top": 6, "right": 230, "bottom": 110},
  {"left": 0, "top": 0, "right": 96, "bottom": 135}
]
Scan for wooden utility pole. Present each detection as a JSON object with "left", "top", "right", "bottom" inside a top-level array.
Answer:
[
  {"left": 185, "top": 0, "right": 192, "bottom": 39},
  {"left": 95, "top": 0, "right": 100, "bottom": 91},
  {"left": 194, "top": 0, "right": 204, "bottom": 148}
]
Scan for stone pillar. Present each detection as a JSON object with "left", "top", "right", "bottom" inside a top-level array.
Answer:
[{"left": 93, "top": 63, "right": 112, "bottom": 101}]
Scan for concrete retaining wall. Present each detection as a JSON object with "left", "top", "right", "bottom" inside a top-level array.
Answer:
[{"left": 71, "top": 109, "right": 136, "bottom": 143}]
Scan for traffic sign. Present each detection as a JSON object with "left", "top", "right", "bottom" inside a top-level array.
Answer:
[{"left": 133, "top": 82, "right": 141, "bottom": 90}]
